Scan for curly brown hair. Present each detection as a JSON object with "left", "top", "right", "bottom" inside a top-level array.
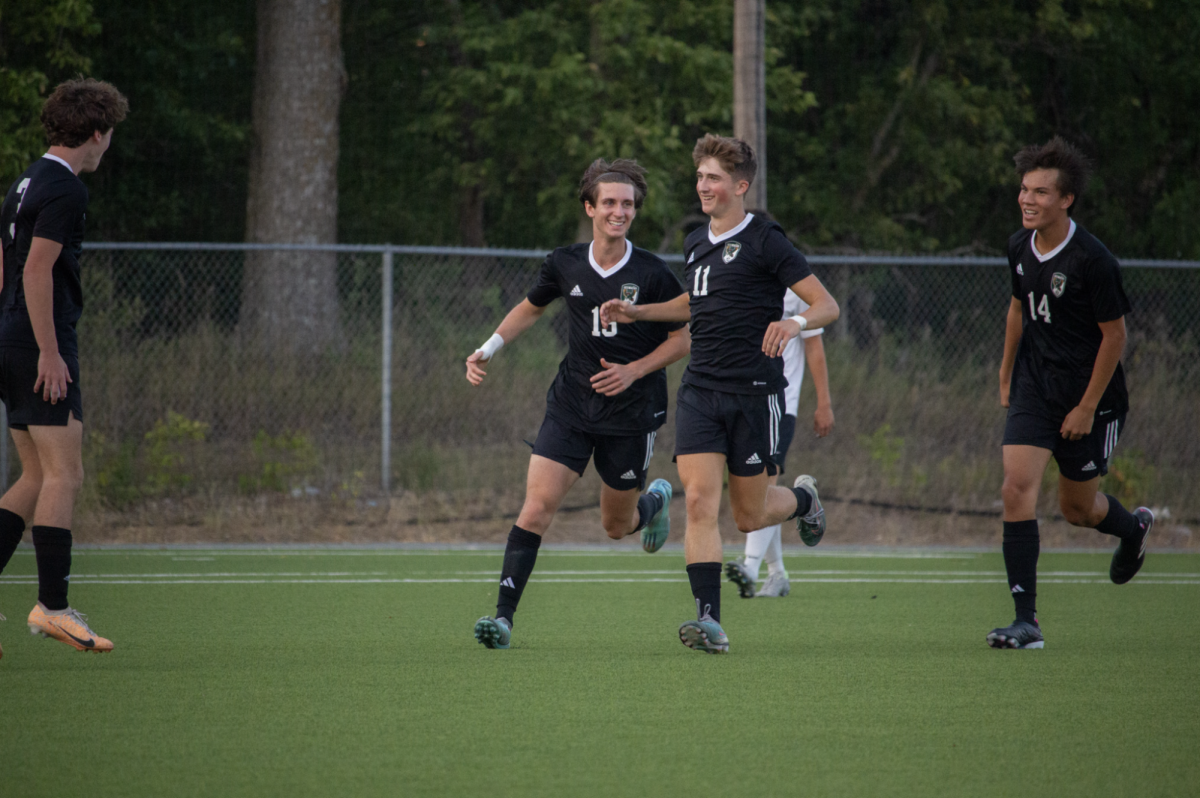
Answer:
[
  {"left": 578, "top": 158, "right": 648, "bottom": 209},
  {"left": 41, "top": 78, "right": 129, "bottom": 148},
  {"left": 1014, "top": 136, "right": 1092, "bottom": 216},
  {"left": 692, "top": 133, "right": 756, "bottom": 186}
]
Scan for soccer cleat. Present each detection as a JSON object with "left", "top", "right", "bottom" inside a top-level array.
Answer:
[
  {"left": 474, "top": 616, "right": 511, "bottom": 649},
  {"left": 724, "top": 559, "right": 757, "bottom": 598},
  {"left": 27, "top": 604, "right": 114, "bottom": 653},
  {"left": 756, "top": 573, "right": 791, "bottom": 598},
  {"left": 986, "top": 620, "right": 1044, "bottom": 649},
  {"left": 793, "top": 475, "right": 826, "bottom": 547},
  {"left": 1110, "top": 507, "right": 1154, "bottom": 585},
  {"left": 640, "top": 479, "right": 673, "bottom": 553},
  {"left": 679, "top": 614, "right": 729, "bottom": 654}
]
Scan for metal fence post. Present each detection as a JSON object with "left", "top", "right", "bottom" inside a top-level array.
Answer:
[{"left": 381, "top": 249, "right": 394, "bottom": 494}]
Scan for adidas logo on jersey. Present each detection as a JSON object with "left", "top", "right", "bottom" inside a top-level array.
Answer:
[
  {"left": 620, "top": 470, "right": 637, "bottom": 480},
  {"left": 1081, "top": 461, "right": 1097, "bottom": 472},
  {"left": 1016, "top": 263, "right": 1024, "bottom": 275},
  {"left": 500, "top": 577, "right": 515, "bottom": 588},
  {"left": 745, "top": 453, "right": 761, "bottom": 465},
  {"left": 687, "top": 252, "right": 695, "bottom": 264},
  {"left": 570, "top": 285, "right": 583, "bottom": 297}
]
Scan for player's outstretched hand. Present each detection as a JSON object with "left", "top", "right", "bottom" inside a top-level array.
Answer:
[
  {"left": 34, "top": 351, "right": 72, "bottom": 404},
  {"left": 590, "top": 358, "right": 640, "bottom": 397},
  {"left": 599, "top": 299, "right": 637, "bottom": 326},
  {"left": 1060, "top": 405, "right": 1095, "bottom": 441},
  {"left": 814, "top": 405, "right": 834, "bottom": 437},
  {"left": 761, "top": 319, "right": 801, "bottom": 358},
  {"left": 465, "top": 351, "right": 490, "bottom": 386}
]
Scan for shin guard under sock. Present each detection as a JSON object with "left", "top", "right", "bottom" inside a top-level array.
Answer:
[
  {"left": 32, "top": 526, "right": 72, "bottom": 611},
  {"left": 1002, "top": 520, "right": 1040, "bottom": 624},
  {"left": 686, "top": 562, "right": 722, "bottom": 623},
  {"left": 0, "top": 508, "right": 25, "bottom": 573},
  {"left": 496, "top": 525, "right": 541, "bottom": 626},
  {"left": 1094, "top": 494, "right": 1141, "bottom": 540}
]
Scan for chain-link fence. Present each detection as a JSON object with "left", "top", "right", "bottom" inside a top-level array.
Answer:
[{"left": 17, "top": 243, "right": 1198, "bottom": 538}]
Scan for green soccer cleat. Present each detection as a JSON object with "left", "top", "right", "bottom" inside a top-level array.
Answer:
[
  {"left": 793, "top": 475, "right": 826, "bottom": 547},
  {"left": 679, "top": 616, "right": 729, "bottom": 654},
  {"left": 474, "top": 616, "right": 511, "bottom": 649},
  {"left": 640, "top": 479, "right": 673, "bottom": 553}
]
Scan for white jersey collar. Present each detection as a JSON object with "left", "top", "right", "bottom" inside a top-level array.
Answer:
[
  {"left": 1031, "top": 219, "right": 1076, "bottom": 263},
  {"left": 708, "top": 212, "right": 754, "bottom": 245},
  {"left": 41, "top": 153, "right": 75, "bottom": 173},
  {"left": 588, "top": 239, "right": 633, "bottom": 278}
]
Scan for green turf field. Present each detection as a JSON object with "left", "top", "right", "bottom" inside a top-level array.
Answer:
[{"left": 1, "top": 545, "right": 1197, "bottom": 797}]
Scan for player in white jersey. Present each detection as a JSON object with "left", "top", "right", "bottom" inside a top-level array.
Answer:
[{"left": 724, "top": 288, "right": 833, "bottom": 598}]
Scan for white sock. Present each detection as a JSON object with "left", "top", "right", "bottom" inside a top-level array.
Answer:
[
  {"left": 743, "top": 526, "right": 774, "bottom": 581},
  {"left": 763, "top": 524, "right": 788, "bottom": 578}
]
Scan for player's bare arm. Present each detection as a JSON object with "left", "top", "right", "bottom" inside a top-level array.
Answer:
[
  {"left": 803, "top": 335, "right": 835, "bottom": 437},
  {"left": 24, "top": 236, "right": 71, "bottom": 404},
  {"left": 1061, "top": 316, "right": 1126, "bottom": 440},
  {"left": 998, "top": 297, "right": 1024, "bottom": 408},
  {"left": 590, "top": 325, "right": 690, "bottom": 397},
  {"left": 465, "top": 299, "right": 546, "bottom": 386},
  {"left": 599, "top": 291, "right": 690, "bottom": 326},
  {"left": 762, "top": 275, "right": 839, "bottom": 358}
]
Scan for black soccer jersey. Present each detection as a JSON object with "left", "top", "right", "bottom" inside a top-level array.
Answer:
[
  {"left": 681, "top": 213, "right": 812, "bottom": 395},
  {"left": 1007, "top": 221, "right": 1131, "bottom": 415},
  {"left": 527, "top": 241, "right": 686, "bottom": 435},
  {"left": 0, "top": 156, "right": 89, "bottom": 357}
]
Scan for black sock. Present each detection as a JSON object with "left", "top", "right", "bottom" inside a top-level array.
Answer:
[
  {"left": 0, "top": 508, "right": 25, "bottom": 573},
  {"left": 1002, "top": 520, "right": 1039, "bottom": 624},
  {"left": 686, "top": 562, "right": 722, "bottom": 623},
  {"left": 495, "top": 525, "right": 541, "bottom": 627},
  {"left": 635, "top": 489, "right": 664, "bottom": 531},
  {"left": 32, "top": 526, "right": 72, "bottom": 611},
  {"left": 1094, "top": 494, "right": 1141, "bottom": 539},
  {"left": 786, "top": 486, "right": 812, "bottom": 520}
]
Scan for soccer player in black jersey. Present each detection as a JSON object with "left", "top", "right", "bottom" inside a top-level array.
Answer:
[
  {"left": 989, "top": 137, "right": 1154, "bottom": 650},
  {"left": 602, "top": 135, "right": 839, "bottom": 653},
  {"left": 0, "top": 79, "right": 127, "bottom": 658},
  {"left": 465, "top": 159, "right": 689, "bottom": 649}
]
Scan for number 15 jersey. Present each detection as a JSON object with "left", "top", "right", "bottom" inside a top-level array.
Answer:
[{"left": 527, "top": 241, "right": 686, "bottom": 435}]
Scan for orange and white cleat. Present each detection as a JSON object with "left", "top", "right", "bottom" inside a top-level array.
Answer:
[{"left": 28, "top": 604, "right": 114, "bottom": 653}]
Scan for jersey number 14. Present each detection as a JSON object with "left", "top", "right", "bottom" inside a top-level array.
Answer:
[
  {"left": 1027, "top": 292, "right": 1051, "bottom": 324},
  {"left": 591, "top": 307, "right": 617, "bottom": 337}
]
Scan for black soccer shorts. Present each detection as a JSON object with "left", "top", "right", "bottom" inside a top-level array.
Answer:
[
  {"left": 673, "top": 383, "right": 785, "bottom": 477},
  {"left": 772, "top": 413, "right": 798, "bottom": 475},
  {"left": 531, "top": 415, "right": 656, "bottom": 491},
  {"left": 0, "top": 347, "right": 82, "bottom": 430},
  {"left": 1003, "top": 403, "right": 1126, "bottom": 482}
]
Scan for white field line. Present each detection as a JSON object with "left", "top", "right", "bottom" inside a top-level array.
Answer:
[{"left": 5, "top": 548, "right": 985, "bottom": 559}]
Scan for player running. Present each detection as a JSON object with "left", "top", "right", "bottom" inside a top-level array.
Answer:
[
  {"left": 989, "top": 137, "right": 1154, "bottom": 650},
  {"left": 467, "top": 159, "right": 689, "bottom": 650},
  {"left": 602, "top": 135, "right": 839, "bottom": 653},
  {"left": 0, "top": 78, "right": 127, "bottom": 658},
  {"left": 724, "top": 283, "right": 833, "bottom": 599}
]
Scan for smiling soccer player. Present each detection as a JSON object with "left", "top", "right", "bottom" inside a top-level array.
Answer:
[{"left": 989, "top": 137, "right": 1154, "bottom": 651}]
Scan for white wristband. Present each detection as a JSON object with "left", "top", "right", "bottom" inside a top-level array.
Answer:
[
  {"left": 476, "top": 333, "right": 505, "bottom": 360},
  {"left": 788, "top": 315, "right": 808, "bottom": 331}
]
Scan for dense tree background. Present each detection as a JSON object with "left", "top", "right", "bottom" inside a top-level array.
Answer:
[{"left": 2, "top": 0, "right": 1197, "bottom": 258}]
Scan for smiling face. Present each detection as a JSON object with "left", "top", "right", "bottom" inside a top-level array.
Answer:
[
  {"left": 695, "top": 157, "right": 747, "bottom": 219},
  {"left": 585, "top": 181, "right": 637, "bottom": 242},
  {"left": 1018, "top": 168, "right": 1074, "bottom": 232}
]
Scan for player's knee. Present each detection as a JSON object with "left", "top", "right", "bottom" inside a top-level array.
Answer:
[
  {"left": 1059, "top": 497, "right": 1094, "bottom": 527},
  {"left": 732, "top": 508, "right": 766, "bottom": 534},
  {"left": 1000, "top": 476, "right": 1035, "bottom": 509},
  {"left": 685, "top": 491, "right": 717, "bottom": 523}
]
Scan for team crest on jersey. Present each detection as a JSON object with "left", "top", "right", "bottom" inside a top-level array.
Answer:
[
  {"left": 620, "top": 283, "right": 640, "bottom": 304},
  {"left": 722, "top": 241, "right": 742, "bottom": 263},
  {"left": 1051, "top": 272, "right": 1067, "bottom": 297}
]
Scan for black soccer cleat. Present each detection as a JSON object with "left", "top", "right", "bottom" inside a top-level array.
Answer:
[
  {"left": 723, "top": 559, "right": 756, "bottom": 599},
  {"left": 986, "top": 620, "right": 1044, "bottom": 650},
  {"left": 1110, "top": 507, "right": 1154, "bottom": 585}
]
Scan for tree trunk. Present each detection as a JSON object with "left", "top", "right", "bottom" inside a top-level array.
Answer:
[
  {"left": 244, "top": 0, "right": 345, "bottom": 355},
  {"left": 733, "top": 0, "right": 767, "bottom": 212}
]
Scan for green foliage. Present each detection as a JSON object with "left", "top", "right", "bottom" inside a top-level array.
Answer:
[
  {"left": 1103, "top": 450, "right": 1158, "bottom": 510},
  {"left": 88, "top": 431, "right": 140, "bottom": 509},
  {"left": 858, "top": 423, "right": 905, "bottom": 485},
  {"left": 143, "top": 411, "right": 209, "bottom": 493},
  {"left": 239, "top": 431, "right": 320, "bottom": 494}
]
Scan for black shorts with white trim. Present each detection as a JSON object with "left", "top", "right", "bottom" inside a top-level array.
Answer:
[
  {"left": 1003, "top": 402, "right": 1127, "bottom": 482},
  {"left": 673, "top": 383, "right": 785, "bottom": 477},
  {"left": 531, "top": 414, "right": 656, "bottom": 491}
]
